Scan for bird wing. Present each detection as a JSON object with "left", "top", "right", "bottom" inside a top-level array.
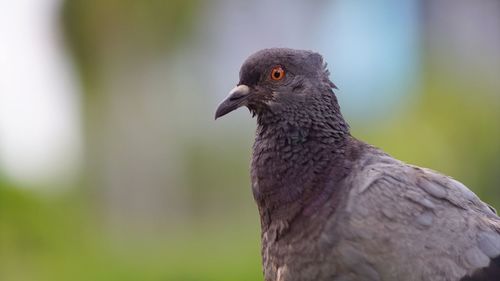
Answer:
[{"left": 330, "top": 153, "right": 500, "bottom": 281}]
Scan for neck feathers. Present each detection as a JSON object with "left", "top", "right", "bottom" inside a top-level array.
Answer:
[
  {"left": 256, "top": 89, "right": 349, "bottom": 143},
  {"left": 251, "top": 94, "right": 355, "bottom": 231}
]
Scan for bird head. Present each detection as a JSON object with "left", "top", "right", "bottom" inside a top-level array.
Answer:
[{"left": 214, "top": 48, "right": 337, "bottom": 121}]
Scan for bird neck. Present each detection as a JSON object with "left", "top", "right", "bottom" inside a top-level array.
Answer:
[{"left": 251, "top": 103, "right": 354, "bottom": 233}]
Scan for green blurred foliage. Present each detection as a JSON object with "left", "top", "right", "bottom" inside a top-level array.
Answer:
[
  {"left": 3, "top": 5, "right": 260, "bottom": 278},
  {"left": 0, "top": 180, "right": 261, "bottom": 281},
  {"left": 182, "top": 137, "right": 254, "bottom": 215},
  {"left": 61, "top": 0, "right": 201, "bottom": 93}
]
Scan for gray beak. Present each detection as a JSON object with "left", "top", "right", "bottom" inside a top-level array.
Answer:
[{"left": 214, "top": 85, "right": 251, "bottom": 119}]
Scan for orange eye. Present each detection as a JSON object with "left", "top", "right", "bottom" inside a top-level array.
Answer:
[{"left": 270, "top": 66, "right": 285, "bottom": 81}]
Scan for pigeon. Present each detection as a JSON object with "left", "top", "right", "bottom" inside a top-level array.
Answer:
[{"left": 214, "top": 48, "right": 500, "bottom": 281}]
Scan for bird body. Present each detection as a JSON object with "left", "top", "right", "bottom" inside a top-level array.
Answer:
[{"left": 215, "top": 48, "right": 500, "bottom": 281}]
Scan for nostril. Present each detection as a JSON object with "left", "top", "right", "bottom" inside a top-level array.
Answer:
[
  {"left": 228, "top": 85, "right": 250, "bottom": 101},
  {"left": 229, "top": 92, "right": 246, "bottom": 101}
]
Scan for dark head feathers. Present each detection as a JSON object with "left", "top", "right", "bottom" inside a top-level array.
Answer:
[
  {"left": 238, "top": 48, "right": 330, "bottom": 87},
  {"left": 215, "top": 48, "right": 340, "bottom": 124}
]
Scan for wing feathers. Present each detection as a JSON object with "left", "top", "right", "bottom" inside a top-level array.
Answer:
[{"left": 343, "top": 157, "right": 500, "bottom": 280}]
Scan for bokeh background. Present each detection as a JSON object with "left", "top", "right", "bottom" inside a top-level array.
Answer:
[{"left": 1, "top": 1, "right": 499, "bottom": 280}]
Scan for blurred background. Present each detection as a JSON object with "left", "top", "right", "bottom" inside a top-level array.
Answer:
[{"left": 0, "top": 0, "right": 499, "bottom": 280}]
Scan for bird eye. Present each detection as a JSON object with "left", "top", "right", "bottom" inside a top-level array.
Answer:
[{"left": 270, "top": 66, "right": 285, "bottom": 81}]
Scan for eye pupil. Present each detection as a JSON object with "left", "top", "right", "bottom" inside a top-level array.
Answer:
[{"left": 274, "top": 71, "right": 280, "bottom": 78}]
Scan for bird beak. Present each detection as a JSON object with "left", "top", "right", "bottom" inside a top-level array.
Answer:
[{"left": 215, "top": 85, "right": 251, "bottom": 119}]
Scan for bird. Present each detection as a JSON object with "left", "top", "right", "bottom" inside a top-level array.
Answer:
[{"left": 214, "top": 48, "right": 500, "bottom": 281}]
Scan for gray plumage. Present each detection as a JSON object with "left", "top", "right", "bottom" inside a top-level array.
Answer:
[{"left": 215, "top": 48, "right": 500, "bottom": 281}]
